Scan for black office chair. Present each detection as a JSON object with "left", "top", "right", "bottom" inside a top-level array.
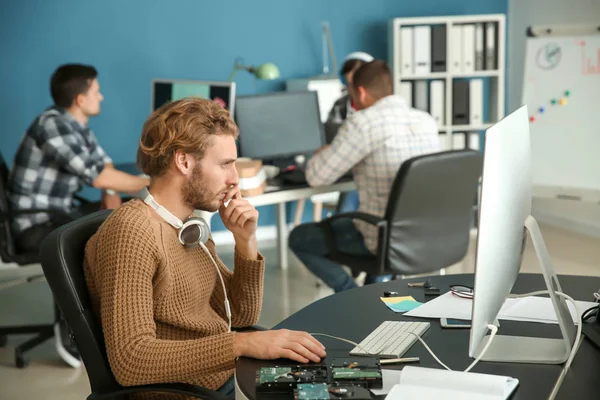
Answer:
[
  {"left": 0, "top": 152, "right": 76, "bottom": 368},
  {"left": 322, "top": 150, "right": 483, "bottom": 277},
  {"left": 39, "top": 210, "right": 232, "bottom": 400}
]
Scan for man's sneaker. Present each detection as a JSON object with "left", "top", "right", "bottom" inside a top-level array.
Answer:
[{"left": 54, "top": 320, "right": 82, "bottom": 368}]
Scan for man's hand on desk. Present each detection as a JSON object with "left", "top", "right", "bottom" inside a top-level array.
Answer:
[{"left": 234, "top": 329, "right": 326, "bottom": 364}]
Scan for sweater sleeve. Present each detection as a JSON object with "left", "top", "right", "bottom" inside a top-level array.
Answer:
[
  {"left": 89, "top": 211, "right": 237, "bottom": 387},
  {"left": 206, "top": 239, "right": 265, "bottom": 328}
]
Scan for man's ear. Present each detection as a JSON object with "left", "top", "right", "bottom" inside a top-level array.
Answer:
[
  {"left": 174, "top": 151, "right": 194, "bottom": 176},
  {"left": 357, "top": 86, "right": 368, "bottom": 103}
]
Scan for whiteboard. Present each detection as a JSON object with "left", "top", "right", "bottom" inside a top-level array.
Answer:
[{"left": 522, "top": 33, "right": 600, "bottom": 201}]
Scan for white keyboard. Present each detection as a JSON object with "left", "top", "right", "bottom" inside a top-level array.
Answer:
[{"left": 350, "top": 321, "right": 430, "bottom": 358}]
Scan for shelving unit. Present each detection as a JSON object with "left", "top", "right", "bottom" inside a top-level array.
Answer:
[{"left": 388, "top": 14, "right": 506, "bottom": 151}]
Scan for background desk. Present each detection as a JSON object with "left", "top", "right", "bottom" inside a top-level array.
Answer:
[
  {"left": 115, "top": 163, "right": 356, "bottom": 269},
  {"left": 235, "top": 273, "right": 600, "bottom": 399}
]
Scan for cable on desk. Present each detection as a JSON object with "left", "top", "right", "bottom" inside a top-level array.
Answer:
[{"left": 312, "top": 289, "right": 582, "bottom": 399}]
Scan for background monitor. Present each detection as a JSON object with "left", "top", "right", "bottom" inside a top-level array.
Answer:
[
  {"left": 151, "top": 79, "right": 236, "bottom": 116},
  {"left": 235, "top": 91, "right": 325, "bottom": 160}
]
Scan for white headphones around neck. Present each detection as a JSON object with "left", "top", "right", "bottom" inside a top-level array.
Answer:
[
  {"left": 141, "top": 187, "right": 210, "bottom": 247},
  {"left": 141, "top": 187, "right": 232, "bottom": 332}
]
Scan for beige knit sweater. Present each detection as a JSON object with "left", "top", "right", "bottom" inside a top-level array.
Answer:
[{"left": 84, "top": 199, "right": 264, "bottom": 398}]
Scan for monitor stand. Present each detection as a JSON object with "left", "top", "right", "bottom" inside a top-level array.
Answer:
[{"left": 474, "top": 215, "right": 577, "bottom": 364}]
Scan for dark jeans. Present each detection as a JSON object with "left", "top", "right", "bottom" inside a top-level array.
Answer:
[
  {"left": 289, "top": 218, "right": 391, "bottom": 292},
  {"left": 14, "top": 201, "right": 102, "bottom": 254}
]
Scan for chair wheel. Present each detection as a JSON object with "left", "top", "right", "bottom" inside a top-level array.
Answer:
[
  {"left": 15, "top": 351, "right": 29, "bottom": 368},
  {"left": 0, "top": 335, "right": 7, "bottom": 347}
]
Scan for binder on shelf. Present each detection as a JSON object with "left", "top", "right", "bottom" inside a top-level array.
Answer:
[
  {"left": 399, "top": 81, "right": 413, "bottom": 107},
  {"left": 453, "top": 132, "right": 467, "bottom": 150},
  {"left": 469, "top": 132, "right": 481, "bottom": 151},
  {"left": 461, "top": 24, "right": 475, "bottom": 74},
  {"left": 401, "top": 27, "right": 414, "bottom": 77},
  {"left": 485, "top": 22, "right": 497, "bottom": 70},
  {"left": 413, "top": 25, "right": 431, "bottom": 75},
  {"left": 414, "top": 80, "right": 428, "bottom": 112},
  {"left": 450, "top": 25, "right": 463, "bottom": 74},
  {"left": 475, "top": 23, "right": 485, "bottom": 70},
  {"left": 452, "top": 80, "right": 470, "bottom": 125},
  {"left": 430, "top": 80, "right": 445, "bottom": 127},
  {"left": 431, "top": 26, "right": 447, "bottom": 72},
  {"left": 469, "top": 79, "right": 483, "bottom": 127}
]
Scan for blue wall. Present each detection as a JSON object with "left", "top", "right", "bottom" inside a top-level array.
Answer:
[{"left": 0, "top": 0, "right": 507, "bottom": 231}]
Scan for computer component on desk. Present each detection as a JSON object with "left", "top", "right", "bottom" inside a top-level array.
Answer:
[
  {"left": 294, "top": 383, "right": 373, "bottom": 400},
  {"left": 469, "top": 105, "right": 577, "bottom": 365},
  {"left": 151, "top": 79, "right": 235, "bottom": 115},
  {"left": 329, "top": 357, "right": 382, "bottom": 389},
  {"left": 349, "top": 320, "right": 430, "bottom": 358},
  {"left": 256, "top": 366, "right": 328, "bottom": 397}
]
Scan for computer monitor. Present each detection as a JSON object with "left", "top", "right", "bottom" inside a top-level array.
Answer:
[
  {"left": 235, "top": 91, "right": 325, "bottom": 160},
  {"left": 468, "top": 105, "right": 576, "bottom": 364},
  {"left": 151, "top": 79, "right": 236, "bottom": 115}
]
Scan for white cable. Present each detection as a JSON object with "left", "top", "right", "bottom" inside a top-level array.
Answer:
[
  {"left": 464, "top": 324, "right": 498, "bottom": 373},
  {"left": 200, "top": 242, "right": 231, "bottom": 333}
]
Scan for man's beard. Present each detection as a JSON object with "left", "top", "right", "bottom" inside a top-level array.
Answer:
[{"left": 181, "top": 165, "right": 220, "bottom": 212}]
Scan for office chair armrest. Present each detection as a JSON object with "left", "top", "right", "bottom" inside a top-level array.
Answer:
[
  {"left": 322, "top": 211, "right": 385, "bottom": 226},
  {"left": 88, "top": 382, "right": 231, "bottom": 400}
]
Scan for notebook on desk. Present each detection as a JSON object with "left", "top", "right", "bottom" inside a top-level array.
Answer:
[
  {"left": 279, "top": 168, "right": 353, "bottom": 185},
  {"left": 385, "top": 366, "right": 519, "bottom": 400}
]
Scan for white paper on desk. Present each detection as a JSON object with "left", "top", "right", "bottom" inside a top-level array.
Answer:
[
  {"left": 384, "top": 366, "right": 519, "bottom": 400},
  {"left": 370, "top": 369, "right": 402, "bottom": 396},
  {"left": 405, "top": 292, "right": 597, "bottom": 324}
]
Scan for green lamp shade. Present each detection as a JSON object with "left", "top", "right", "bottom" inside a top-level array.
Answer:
[{"left": 253, "top": 63, "right": 280, "bottom": 80}]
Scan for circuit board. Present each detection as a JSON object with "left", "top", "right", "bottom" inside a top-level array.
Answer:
[
  {"left": 329, "top": 358, "right": 382, "bottom": 389},
  {"left": 294, "top": 383, "right": 373, "bottom": 400},
  {"left": 256, "top": 366, "right": 329, "bottom": 396}
]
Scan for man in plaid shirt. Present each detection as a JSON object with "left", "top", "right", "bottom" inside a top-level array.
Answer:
[
  {"left": 289, "top": 60, "right": 440, "bottom": 292},
  {"left": 7, "top": 64, "right": 149, "bottom": 366},
  {"left": 8, "top": 64, "right": 149, "bottom": 254}
]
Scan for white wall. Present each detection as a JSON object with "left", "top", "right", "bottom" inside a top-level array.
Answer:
[{"left": 508, "top": 0, "right": 600, "bottom": 238}]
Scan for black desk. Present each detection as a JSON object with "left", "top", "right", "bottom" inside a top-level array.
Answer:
[{"left": 235, "top": 273, "right": 600, "bottom": 399}]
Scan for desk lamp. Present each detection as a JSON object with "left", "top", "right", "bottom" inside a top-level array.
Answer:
[{"left": 228, "top": 59, "right": 280, "bottom": 82}]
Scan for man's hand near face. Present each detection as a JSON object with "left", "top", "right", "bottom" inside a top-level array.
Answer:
[{"left": 219, "top": 187, "right": 259, "bottom": 259}]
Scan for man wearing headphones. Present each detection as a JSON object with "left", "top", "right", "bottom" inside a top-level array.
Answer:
[{"left": 83, "top": 98, "right": 326, "bottom": 399}]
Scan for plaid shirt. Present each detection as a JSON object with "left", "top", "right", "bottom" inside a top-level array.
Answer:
[
  {"left": 306, "top": 95, "right": 440, "bottom": 253},
  {"left": 7, "top": 106, "right": 111, "bottom": 234}
]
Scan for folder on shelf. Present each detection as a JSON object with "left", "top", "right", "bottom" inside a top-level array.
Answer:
[
  {"left": 469, "top": 133, "right": 481, "bottom": 151},
  {"left": 453, "top": 132, "right": 466, "bottom": 150},
  {"left": 450, "top": 25, "right": 463, "bottom": 74},
  {"left": 452, "top": 80, "right": 470, "bottom": 125},
  {"left": 413, "top": 25, "right": 431, "bottom": 75},
  {"left": 429, "top": 80, "right": 445, "bottom": 127},
  {"left": 485, "top": 22, "right": 497, "bottom": 70},
  {"left": 414, "top": 80, "right": 428, "bottom": 112},
  {"left": 400, "top": 27, "right": 414, "bottom": 77},
  {"left": 399, "top": 81, "right": 413, "bottom": 107},
  {"left": 431, "top": 25, "right": 447, "bottom": 72},
  {"left": 475, "top": 23, "right": 485, "bottom": 71},
  {"left": 461, "top": 24, "right": 475, "bottom": 74},
  {"left": 469, "top": 79, "right": 483, "bottom": 126}
]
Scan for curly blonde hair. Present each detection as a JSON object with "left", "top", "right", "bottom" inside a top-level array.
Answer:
[{"left": 137, "top": 97, "right": 238, "bottom": 177}]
